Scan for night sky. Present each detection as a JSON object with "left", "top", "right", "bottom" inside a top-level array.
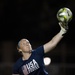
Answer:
[{"left": 0, "top": 0, "right": 75, "bottom": 43}]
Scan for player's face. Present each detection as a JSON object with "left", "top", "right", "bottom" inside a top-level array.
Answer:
[{"left": 18, "top": 39, "right": 32, "bottom": 52}]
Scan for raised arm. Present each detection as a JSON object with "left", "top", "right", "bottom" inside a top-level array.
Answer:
[{"left": 44, "top": 22, "right": 68, "bottom": 53}]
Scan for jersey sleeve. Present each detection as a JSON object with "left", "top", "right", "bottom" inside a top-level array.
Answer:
[
  {"left": 34, "top": 45, "right": 44, "bottom": 56},
  {"left": 12, "top": 64, "right": 19, "bottom": 74},
  {"left": 12, "top": 59, "right": 22, "bottom": 74}
]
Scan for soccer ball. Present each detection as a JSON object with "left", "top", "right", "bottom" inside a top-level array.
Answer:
[{"left": 57, "top": 7, "right": 73, "bottom": 22}]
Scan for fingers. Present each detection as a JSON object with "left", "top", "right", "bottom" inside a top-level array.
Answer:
[{"left": 59, "top": 22, "right": 68, "bottom": 30}]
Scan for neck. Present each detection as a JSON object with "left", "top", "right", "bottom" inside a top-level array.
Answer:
[{"left": 22, "top": 52, "right": 31, "bottom": 60}]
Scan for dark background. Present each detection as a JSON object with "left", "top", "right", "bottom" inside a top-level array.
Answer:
[{"left": 0, "top": 0, "right": 75, "bottom": 75}]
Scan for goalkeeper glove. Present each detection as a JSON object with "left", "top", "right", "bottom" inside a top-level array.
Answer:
[{"left": 59, "top": 22, "right": 68, "bottom": 36}]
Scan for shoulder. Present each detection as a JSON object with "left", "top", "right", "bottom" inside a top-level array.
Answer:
[
  {"left": 13, "top": 58, "right": 22, "bottom": 70},
  {"left": 12, "top": 58, "right": 23, "bottom": 74},
  {"left": 15, "top": 58, "right": 22, "bottom": 65},
  {"left": 33, "top": 45, "right": 44, "bottom": 55},
  {"left": 34, "top": 45, "right": 44, "bottom": 51}
]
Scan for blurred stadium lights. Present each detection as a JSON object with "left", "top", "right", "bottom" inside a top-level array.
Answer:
[{"left": 44, "top": 57, "right": 51, "bottom": 66}]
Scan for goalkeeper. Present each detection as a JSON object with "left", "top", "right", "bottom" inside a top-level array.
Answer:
[{"left": 12, "top": 22, "right": 68, "bottom": 75}]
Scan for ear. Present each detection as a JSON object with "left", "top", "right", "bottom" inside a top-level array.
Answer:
[
  {"left": 17, "top": 47, "right": 22, "bottom": 52},
  {"left": 18, "top": 49, "right": 22, "bottom": 52}
]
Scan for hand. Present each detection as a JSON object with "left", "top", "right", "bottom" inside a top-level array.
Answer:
[{"left": 59, "top": 22, "right": 68, "bottom": 35}]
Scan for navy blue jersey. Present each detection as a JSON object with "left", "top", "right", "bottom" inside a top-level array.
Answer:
[{"left": 12, "top": 46, "right": 48, "bottom": 75}]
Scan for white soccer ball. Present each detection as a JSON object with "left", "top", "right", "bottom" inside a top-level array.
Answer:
[{"left": 57, "top": 7, "right": 73, "bottom": 22}]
